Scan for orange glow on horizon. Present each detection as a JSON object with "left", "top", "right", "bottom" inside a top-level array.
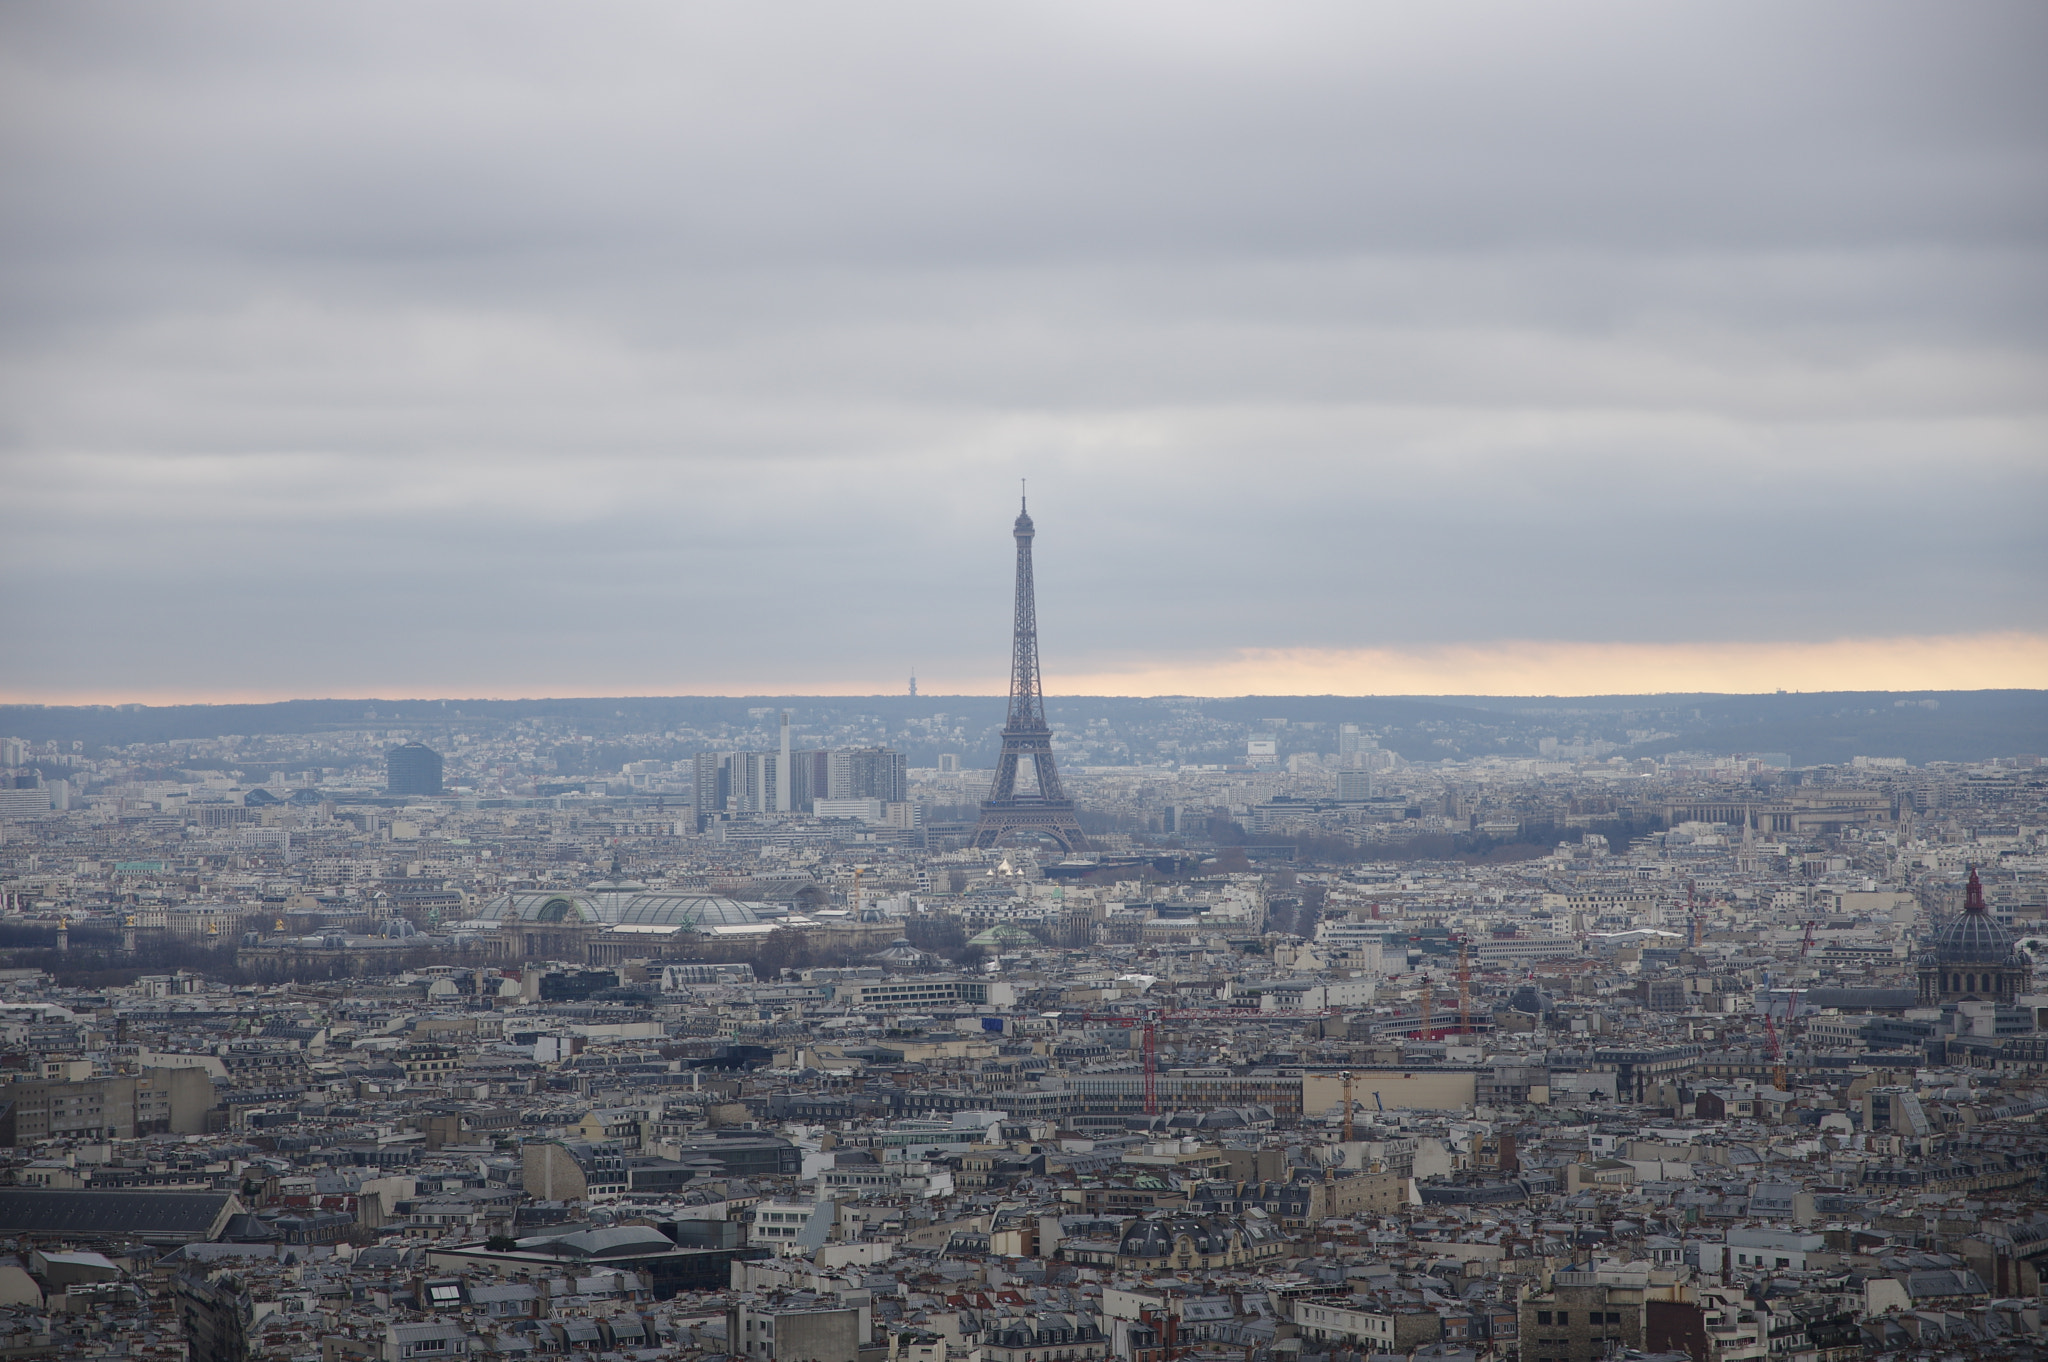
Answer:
[
  {"left": 3, "top": 631, "right": 2040, "bottom": 707},
  {"left": 1054, "top": 630, "right": 2048, "bottom": 698}
]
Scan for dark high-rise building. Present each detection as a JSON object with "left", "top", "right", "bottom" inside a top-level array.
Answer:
[
  {"left": 386, "top": 741, "right": 444, "bottom": 796},
  {"left": 693, "top": 751, "right": 732, "bottom": 817},
  {"left": 829, "top": 748, "right": 907, "bottom": 804}
]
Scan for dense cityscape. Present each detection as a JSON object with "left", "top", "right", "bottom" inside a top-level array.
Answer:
[
  {"left": 0, "top": 504, "right": 2041, "bottom": 1362},
  {"left": 3, "top": 8, "right": 2042, "bottom": 1362}
]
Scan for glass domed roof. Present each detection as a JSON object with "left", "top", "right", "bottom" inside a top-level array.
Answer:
[
  {"left": 478, "top": 889, "right": 763, "bottom": 929},
  {"left": 611, "top": 894, "right": 761, "bottom": 928},
  {"left": 484, "top": 892, "right": 604, "bottom": 923}
]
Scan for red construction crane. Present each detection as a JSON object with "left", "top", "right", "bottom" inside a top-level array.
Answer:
[
  {"left": 1801, "top": 920, "right": 1818, "bottom": 956},
  {"left": 1075, "top": 1012, "right": 1158, "bottom": 1115},
  {"left": 1456, "top": 937, "right": 1473, "bottom": 1037},
  {"left": 1764, "top": 1011, "right": 1787, "bottom": 1092}
]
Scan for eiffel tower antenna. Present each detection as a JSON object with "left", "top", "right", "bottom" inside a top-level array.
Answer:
[{"left": 972, "top": 491, "right": 1086, "bottom": 854}]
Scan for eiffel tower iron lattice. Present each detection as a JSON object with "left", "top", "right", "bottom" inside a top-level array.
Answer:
[{"left": 971, "top": 495, "right": 1088, "bottom": 854}]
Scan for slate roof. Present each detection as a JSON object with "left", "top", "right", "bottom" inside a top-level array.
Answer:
[{"left": 0, "top": 1190, "right": 237, "bottom": 1242}]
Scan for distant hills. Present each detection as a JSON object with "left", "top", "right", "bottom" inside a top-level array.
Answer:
[{"left": 1, "top": 689, "right": 2042, "bottom": 769}]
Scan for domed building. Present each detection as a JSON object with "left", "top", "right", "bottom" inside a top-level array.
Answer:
[
  {"left": 474, "top": 889, "right": 767, "bottom": 929},
  {"left": 464, "top": 881, "right": 897, "bottom": 966},
  {"left": 1917, "top": 867, "right": 2028, "bottom": 1006},
  {"left": 467, "top": 888, "right": 777, "bottom": 964},
  {"left": 871, "top": 937, "right": 933, "bottom": 969}
]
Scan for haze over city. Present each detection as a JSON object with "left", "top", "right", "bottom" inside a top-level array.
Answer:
[
  {"left": 2, "top": 3, "right": 2043, "bottom": 703},
  {"left": 10, "top": 11, "right": 2048, "bottom": 1362}
]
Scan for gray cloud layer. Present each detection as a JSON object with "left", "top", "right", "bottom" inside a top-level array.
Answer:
[{"left": 1, "top": 2, "right": 2043, "bottom": 697}]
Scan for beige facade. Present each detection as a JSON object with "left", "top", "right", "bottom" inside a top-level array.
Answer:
[
  {"left": 1303, "top": 1070, "right": 1476, "bottom": 1114},
  {"left": 727, "top": 1299, "right": 869, "bottom": 1362},
  {"left": 520, "top": 1143, "right": 588, "bottom": 1201},
  {"left": 1310, "top": 1168, "right": 1407, "bottom": 1220},
  {"left": 1519, "top": 1267, "right": 1696, "bottom": 1362},
  {"left": 2, "top": 1067, "right": 213, "bottom": 1144}
]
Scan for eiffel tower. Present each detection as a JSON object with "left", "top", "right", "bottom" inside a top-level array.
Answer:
[{"left": 971, "top": 494, "right": 1088, "bottom": 854}]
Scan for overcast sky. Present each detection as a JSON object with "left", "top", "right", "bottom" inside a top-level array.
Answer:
[{"left": 2, "top": 2, "right": 2043, "bottom": 702}]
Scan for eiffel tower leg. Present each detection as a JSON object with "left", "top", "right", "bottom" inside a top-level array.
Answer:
[
  {"left": 1032, "top": 750, "right": 1065, "bottom": 803},
  {"left": 988, "top": 751, "right": 1020, "bottom": 802}
]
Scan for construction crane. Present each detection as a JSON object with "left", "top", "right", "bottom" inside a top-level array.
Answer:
[
  {"left": 1800, "top": 920, "right": 1817, "bottom": 956},
  {"left": 1784, "top": 979, "right": 1804, "bottom": 1074},
  {"left": 1456, "top": 937, "right": 1473, "bottom": 1037},
  {"left": 1076, "top": 1012, "right": 1158, "bottom": 1115},
  {"left": 1764, "top": 1010, "right": 1787, "bottom": 1092},
  {"left": 1341, "top": 1069, "right": 1355, "bottom": 1144},
  {"left": 1163, "top": 1003, "right": 1335, "bottom": 1015}
]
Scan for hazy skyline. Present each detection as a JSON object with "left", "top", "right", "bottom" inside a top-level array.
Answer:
[{"left": 2, "top": 3, "right": 2043, "bottom": 702}]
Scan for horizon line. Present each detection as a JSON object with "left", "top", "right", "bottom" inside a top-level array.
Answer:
[
  {"left": 3, "top": 631, "right": 2042, "bottom": 709},
  {"left": 2, "top": 684, "right": 2043, "bottom": 710}
]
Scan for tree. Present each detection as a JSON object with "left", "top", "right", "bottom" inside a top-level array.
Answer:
[{"left": 905, "top": 914, "right": 967, "bottom": 955}]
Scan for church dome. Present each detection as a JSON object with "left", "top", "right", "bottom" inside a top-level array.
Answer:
[{"left": 1928, "top": 868, "right": 2013, "bottom": 964}]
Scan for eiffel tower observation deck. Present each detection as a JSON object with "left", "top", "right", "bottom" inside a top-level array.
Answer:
[{"left": 971, "top": 494, "right": 1088, "bottom": 854}]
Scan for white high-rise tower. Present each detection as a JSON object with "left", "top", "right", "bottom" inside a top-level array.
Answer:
[{"left": 778, "top": 711, "right": 793, "bottom": 813}]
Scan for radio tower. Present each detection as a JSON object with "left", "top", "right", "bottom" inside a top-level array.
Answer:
[{"left": 972, "top": 490, "right": 1087, "bottom": 854}]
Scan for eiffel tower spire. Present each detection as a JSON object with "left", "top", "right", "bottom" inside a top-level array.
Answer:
[{"left": 972, "top": 492, "right": 1087, "bottom": 854}]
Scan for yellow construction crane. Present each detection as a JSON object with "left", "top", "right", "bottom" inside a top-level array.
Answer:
[{"left": 1765, "top": 1012, "right": 1788, "bottom": 1092}]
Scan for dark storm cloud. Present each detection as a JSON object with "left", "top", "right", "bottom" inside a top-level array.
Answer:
[{"left": 0, "top": 2, "right": 2043, "bottom": 698}]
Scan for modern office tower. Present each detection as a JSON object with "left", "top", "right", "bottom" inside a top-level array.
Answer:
[
  {"left": 695, "top": 746, "right": 851, "bottom": 815},
  {"left": 386, "top": 741, "right": 444, "bottom": 796},
  {"left": 829, "top": 748, "right": 907, "bottom": 804},
  {"left": 697, "top": 749, "right": 781, "bottom": 815},
  {"left": 733, "top": 753, "right": 781, "bottom": 814},
  {"left": 791, "top": 748, "right": 830, "bottom": 810},
  {"left": 1335, "top": 769, "right": 1375, "bottom": 801},
  {"left": 1338, "top": 723, "right": 1372, "bottom": 756},
  {"left": 778, "top": 712, "right": 793, "bottom": 813},
  {"left": 693, "top": 751, "right": 732, "bottom": 817},
  {"left": 972, "top": 494, "right": 1087, "bottom": 853},
  {"left": 696, "top": 743, "right": 904, "bottom": 819}
]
